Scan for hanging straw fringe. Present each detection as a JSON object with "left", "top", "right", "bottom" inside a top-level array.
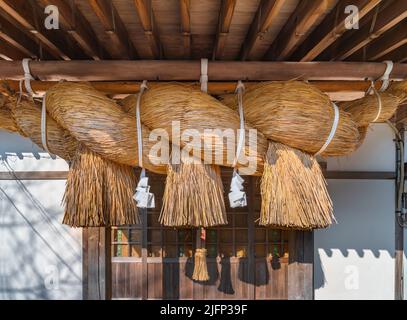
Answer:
[{"left": 192, "top": 228, "right": 209, "bottom": 282}]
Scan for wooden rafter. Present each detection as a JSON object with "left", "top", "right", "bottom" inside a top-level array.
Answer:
[
  {"left": 0, "top": 39, "right": 27, "bottom": 60},
  {"left": 0, "top": 0, "right": 71, "bottom": 60},
  {"left": 1, "top": 60, "right": 406, "bottom": 81},
  {"left": 179, "top": 0, "right": 191, "bottom": 58},
  {"left": 0, "top": 13, "right": 41, "bottom": 59},
  {"left": 38, "top": 0, "right": 107, "bottom": 60},
  {"left": 213, "top": 0, "right": 237, "bottom": 60},
  {"left": 87, "top": 0, "right": 137, "bottom": 59},
  {"left": 133, "top": 0, "right": 162, "bottom": 59},
  {"left": 329, "top": 1, "right": 407, "bottom": 60},
  {"left": 240, "top": 0, "right": 286, "bottom": 60},
  {"left": 265, "top": 0, "right": 336, "bottom": 60},
  {"left": 380, "top": 43, "right": 407, "bottom": 64},
  {"left": 352, "top": 20, "right": 407, "bottom": 61},
  {"left": 291, "top": 0, "right": 382, "bottom": 61}
]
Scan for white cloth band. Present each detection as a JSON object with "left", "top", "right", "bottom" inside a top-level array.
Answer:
[
  {"left": 378, "top": 60, "right": 393, "bottom": 92},
  {"left": 315, "top": 103, "right": 339, "bottom": 156},
  {"left": 233, "top": 81, "right": 246, "bottom": 168},
  {"left": 41, "top": 94, "right": 52, "bottom": 155},
  {"left": 136, "top": 80, "right": 148, "bottom": 169},
  {"left": 200, "top": 59, "right": 208, "bottom": 93},
  {"left": 22, "top": 58, "right": 35, "bottom": 96},
  {"left": 371, "top": 82, "right": 382, "bottom": 123}
]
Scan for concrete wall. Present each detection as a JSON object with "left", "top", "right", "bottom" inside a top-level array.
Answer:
[
  {"left": 0, "top": 131, "right": 82, "bottom": 300},
  {"left": 315, "top": 124, "right": 398, "bottom": 299}
]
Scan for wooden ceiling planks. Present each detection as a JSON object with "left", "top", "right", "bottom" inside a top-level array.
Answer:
[
  {"left": 0, "top": 12, "right": 43, "bottom": 59},
  {"left": 290, "top": 0, "right": 382, "bottom": 62},
  {"left": 320, "top": 0, "right": 407, "bottom": 61},
  {"left": 133, "top": 0, "right": 162, "bottom": 58},
  {"left": 264, "top": 0, "right": 337, "bottom": 61},
  {"left": 87, "top": 0, "right": 138, "bottom": 59},
  {"left": 0, "top": 0, "right": 405, "bottom": 65},
  {"left": 0, "top": 0, "right": 73, "bottom": 60},
  {"left": 179, "top": 0, "right": 192, "bottom": 58},
  {"left": 212, "top": 0, "right": 237, "bottom": 60}
]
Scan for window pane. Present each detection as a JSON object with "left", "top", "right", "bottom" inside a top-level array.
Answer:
[
  {"left": 130, "top": 229, "right": 142, "bottom": 243},
  {"left": 235, "top": 214, "right": 247, "bottom": 227},
  {"left": 148, "top": 214, "right": 161, "bottom": 227},
  {"left": 207, "top": 244, "right": 217, "bottom": 258},
  {"left": 164, "top": 229, "right": 177, "bottom": 242},
  {"left": 206, "top": 229, "right": 217, "bottom": 243},
  {"left": 113, "top": 244, "right": 130, "bottom": 257},
  {"left": 255, "top": 244, "right": 266, "bottom": 257},
  {"left": 148, "top": 229, "right": 162, "bottom": 243},
  {"left": 235, "top": 229, "right": 248, "bottom": 243},
  {"left": 220, "top": 229, "right": 233, "bottom": 243},
  {"left": 178, "top": 229, "right": 193, "bottom": 242},
  {"left": 268, "top": 229, "right": 281, "bottom": 243},
  {"left": 255, "top": 229, "right": 266, "bottom": 242}
]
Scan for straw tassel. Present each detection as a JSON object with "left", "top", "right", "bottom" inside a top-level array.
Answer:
[{"left": 192, "top": 228, "right": 209, "bottom": 282}]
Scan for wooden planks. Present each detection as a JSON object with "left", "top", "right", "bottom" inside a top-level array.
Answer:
[
  {"left": 288, "top": 231, "right": 314, "bottom": 300},
  {"left": 179, "top": 0, "right": 191, "bottom": 58},
  {"left": 83, "top": 227, "right": 112, "bottom": 300},
  {"left": 87, "top": 0, "right": 138, "bottom": 59},
  {"left": 0, "top": 0, "right": 72, "bottom": 60},
  {"left": 291, "top": 0, "right": 382, "bottom": 61},
  {"left": 1, "top": 60, "right": 406, "bottom": 81},
  {"left": 240, "top": 0, "right": 287, "bottom": 60},
  {"left": 328, "top": 0, "right": 407, "bottom": 60},
  {"left": 212, "top": 0, "right": 237, "bottom": 60},
  {"left": 38, "top": 0, "right": 107, "bottom": 60},
  {"left": 265, "top": 0, "right": 336, "bottom": 60},
  {"left": 133, "top": 0, "right": 162, "bottom": 58}
]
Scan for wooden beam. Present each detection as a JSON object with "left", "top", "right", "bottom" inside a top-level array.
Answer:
[
  {"left": 82, "top": 227, "right": 112, "bottom": 300},
  {"left": 133, "top": 0, "right": 162, "bottom": 59},
  {"left": 0, "top": 0, "right": 71, "bottom": 60},
  {"left": 265, "top": 0, "right": 335, "bottom": 60},
  {"left": 0, "top": 40, "right": 26, "bottom": 60},
  {"left": 1, "top": 60, "right": 406, "bottom": 82},
  {"left": 0, "top": 13, "right": 41, "bottom": 59},
  {"left": 240, "top": 0, "right": 286, "bottom": 60},
  {"left": 212, "top": 0, "right": 237, "bottom": 60},
  {"left": 179, "top": 0, "right": 191, "bottom": 58},
  {"left": 361, "top": 20, "right": 407, "bottom": 61},
  {"left": 330, "top": 1, "right": 407, "bottom": 60},
  {"left": 380, "top": 43, "right": 407, "bottom": 64},
  {"left": 2, "top": 79, "right": 392, "bottom": 97},
  {"left": 291, "top": 0, "right": 382, "bottom": 61},
  {"left": 288, "top": 231, "right": 314, "bottom": 300},
  {"left": 38, "top": 0, "right": 107, "bottom": 60},
  {"left": 87, "top": 0, "right": 137, "bottom": 59}
]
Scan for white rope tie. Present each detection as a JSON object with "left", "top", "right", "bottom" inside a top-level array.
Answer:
[
  {"left": 315, "top": 102, "right": 339, "bottom": 156},
  {"left": 200, "top": 58, "right": 208, "bottom": 93},
  {"left": 40, "top": 93, "right": 53, "bottom": 156},
  {"left": 22, "top": 58, "right": 36, "bottom": 96},
  {"left": 133, "top": 80, "right": 155, "bottom": 209},
  {"left": 229, "top": 81, "right": 247, "bottom": 208},
  {"left": 378, "top": 60, "right": 393, "bottom": 92}
]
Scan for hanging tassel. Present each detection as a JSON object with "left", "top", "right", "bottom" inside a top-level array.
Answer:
[{"left": 192, "top": 228, "right": 209, "bottom": 281}]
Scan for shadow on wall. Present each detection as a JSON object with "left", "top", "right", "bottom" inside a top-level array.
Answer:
[
  {"left": 314, "top": 179, "right": 395, "bottom": 299},
  {"left": 0, "top": 131, "right": 81, "bottom": 300}
]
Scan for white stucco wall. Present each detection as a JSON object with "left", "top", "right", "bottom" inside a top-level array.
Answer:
[
  {"left": 0, "top": 131, "right": 82, "bottom": 300},
  {"left": 315, "top": 124, "right": 398, "bottom": 299}
]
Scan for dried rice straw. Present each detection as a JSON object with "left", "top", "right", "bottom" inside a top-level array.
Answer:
[
  {"left": 63, "top": 143, "right": 139, "bottom": 227},
  {"left": 160, "top": 162, "right": 227, "bottom": 227},
  {"left": 388, "top": 81, "right": 407, "bottom": 103},
  {"left": 339, "top": 91, "right": 401, "bottom": 127},
  {"left": 193, "top": 248, "right": 209, "bottom": 282},
  {"left": 221, "top": 81, "right": 359, "bottom": 156},
  {"left": 260, "top": 141, "right": 334, "bottom": 230}
]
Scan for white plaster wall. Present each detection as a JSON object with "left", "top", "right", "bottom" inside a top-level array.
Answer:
[
  {"left": 0, "top": 130, "right": 82, "bottom": 300},
  {"left": 315, "top": 123, "right": 397, "bottom": 300}
]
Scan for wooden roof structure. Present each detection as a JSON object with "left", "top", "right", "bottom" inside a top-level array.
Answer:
[
  {"left": 0, "top": 0, "right": 405, "bottom": 62},
  {"left": 0, "top": 0, "right": 406, "bottom": 101}
]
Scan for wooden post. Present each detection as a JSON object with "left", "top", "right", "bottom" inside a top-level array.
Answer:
[
  {"left": 288, "top": 230, "right": 314, "bottom": 300},
  {"left": 82, "top": 227, "right": 112, "bottom": 300}
]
